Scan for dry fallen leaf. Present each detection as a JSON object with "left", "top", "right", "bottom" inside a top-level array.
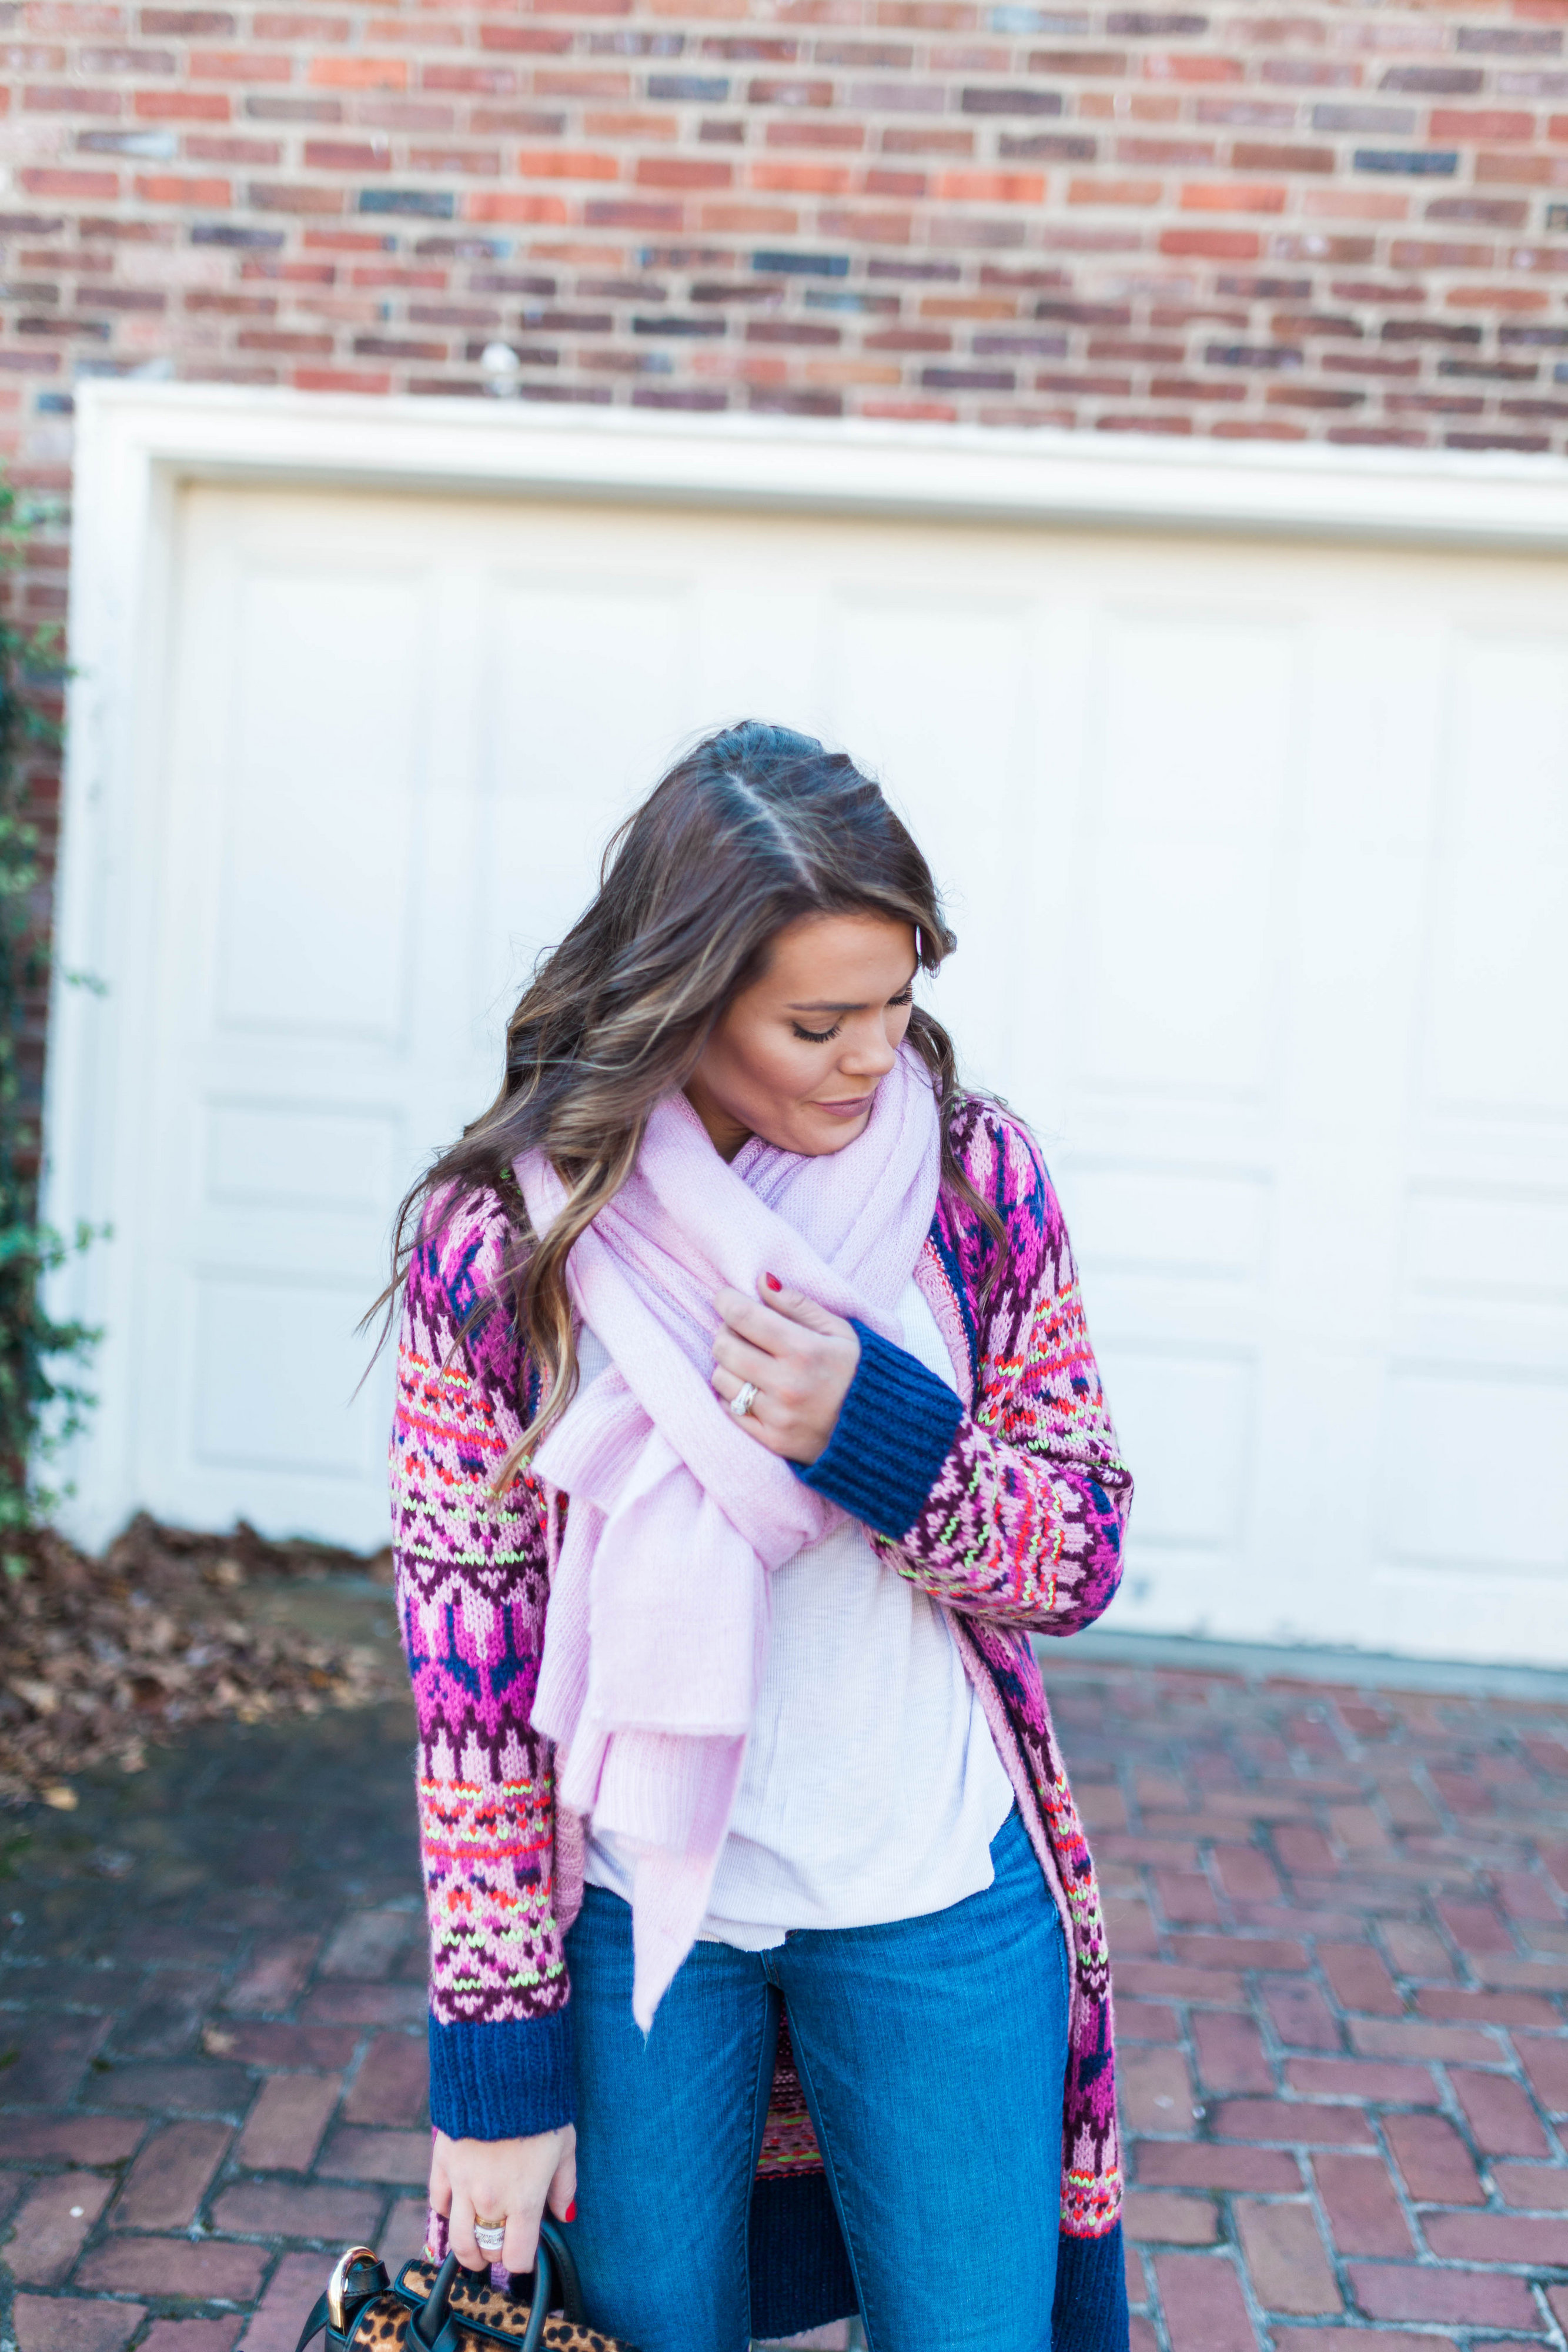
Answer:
[
  {"left": 0, "top": 1515, "right": 399, "bottom": 1806},
  {"left": 9, "top": 1678, "right": 59, "bottom": 1717}
]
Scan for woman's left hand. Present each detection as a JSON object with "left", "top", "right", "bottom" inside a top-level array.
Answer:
[{"left": 711, "top": 1278, "right": 860, "bottom": 1466}]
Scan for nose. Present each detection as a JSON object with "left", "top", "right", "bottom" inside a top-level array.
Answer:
[{"left": 840, "top": 1018, "right": 898, "bottom": 1080}]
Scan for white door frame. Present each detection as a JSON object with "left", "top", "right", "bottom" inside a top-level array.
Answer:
[{"left": 47, "top": 382, "right": 1568, "bottom": 1557}]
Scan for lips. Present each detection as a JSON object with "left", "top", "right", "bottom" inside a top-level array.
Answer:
[{"left": 814, "top": 1095, "right": 874, "bottom": 1117}]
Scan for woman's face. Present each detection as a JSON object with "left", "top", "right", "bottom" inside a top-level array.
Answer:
[{"left": 686, "top": 910, "right": 918, "bottom": 1161}]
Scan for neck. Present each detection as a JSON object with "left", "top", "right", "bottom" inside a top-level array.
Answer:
[{"left": 682, "top": 1075, "right": 751, "bottom": 1164}]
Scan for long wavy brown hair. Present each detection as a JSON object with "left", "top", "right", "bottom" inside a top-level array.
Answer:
[{"left": 383, "top": 720, "right": 1004, "bottom": 1460}]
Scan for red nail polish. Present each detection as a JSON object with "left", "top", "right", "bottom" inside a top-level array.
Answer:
[
  {"left": 764, "top": 1273, "right": 782, "bottom": 1292},
  {"left": 564, "top": 2200, "right": 577, "bottom": 2224}
]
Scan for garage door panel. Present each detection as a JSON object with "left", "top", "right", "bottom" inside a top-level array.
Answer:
[
  {"left": 1380, "top": 1368, "right": 1568, "bottom": 1573},
  {"left": 188, "top": 1269, "right": 386, "bottom": 1482},
  {"left": 1059, "top": 1160, "right": 1270, "bottom": 1283},
  {"left": 79, "top": 480, "right": 1568, "bottom": 1659},
  {"left": 1285, "top": 841, "right": 1429, "bottom": 1138},
  {"left": 1424, "top": 625, "right": 1568, "bottom": 1122},
  {"left": 218, "top": 566, "right": 427, "bottom": 1044},
  {"left": 692, "top": 573, "right": 828, "bottom": 739},
  {"left": 487, "top": 572, "right": 694, "bottom": 808},
  {"left": 1084, "top": 1275, "right": 1261, "bottom": 1363},
  {"left": 1392, "top": 1281, "right": 1568, "bottom": 1380},
  {"left": 485, "top": 572, "right": 694, "bottom": 981},
  {"left": 1372, "top": 1566, "right": 1566, "bottom": 1661},
  {"left": 1305, "top": 622, "right": 1444, "bottom": 847},
  {"left": 1076, "top": 604, "right": 1295, "bottom": 1106},
  {"left": 1081, "top": 836, "right": 1277, "bottom": 1098},
  {"left": 1098, "top": 609, "right": 1295, "bottom": 839},
  {"left": 201, "top": 1100, "right": 400, "bottom": 1218},
  {"left": 1405, "top": 1184, "right": 1568, "bottom": 1304},
  {"left": 1094, "top": 1345, "right": 1256, "bottom": 1551},
  {"left": 824, "top": 591, "right": 1029, "bottom": 1096},
  {"left": 1452, "top": 633, "right": 1568, "bottom": 856},
  {"left": 1426, "top": 857, "right": 1568, "bottom": 1118}
]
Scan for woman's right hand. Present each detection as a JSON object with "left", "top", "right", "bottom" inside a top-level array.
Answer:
[{"left": 430, "top": 2124, "right": 576, "bottom": 2275}]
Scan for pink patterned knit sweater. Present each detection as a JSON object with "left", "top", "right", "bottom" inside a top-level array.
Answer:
[{"left": 390, "top": 1097, "right": 1132, "bottom": 2263}]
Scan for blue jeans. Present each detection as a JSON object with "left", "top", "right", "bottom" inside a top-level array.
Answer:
[{"left": 563, "top": 1809, "right": 1071, "bottom": 2352}]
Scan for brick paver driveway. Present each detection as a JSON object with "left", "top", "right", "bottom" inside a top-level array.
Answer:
[{"left": 5, "top": 1654, "right": 1568, "bottom": 2350}]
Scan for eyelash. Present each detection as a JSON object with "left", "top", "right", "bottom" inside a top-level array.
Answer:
[{"left": 792, "top": 987, "right": 912, "bottom": 1046}]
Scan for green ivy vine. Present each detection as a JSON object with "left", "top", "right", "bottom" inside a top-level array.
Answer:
[{"left": 0, "top": 473, "right": 101, "bottom": 1536}]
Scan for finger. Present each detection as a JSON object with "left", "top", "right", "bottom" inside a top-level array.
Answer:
[
  {"left": 502, "top": 2197, "right": 540, "bottom": 2278},
  {"left": 429, "top": 2147, "right": 454, "bottom": 2217},
  {"left": 712, "top": 1329, "right": 775, "bottom": 1387},
  {"left": 754, "top": 1278, "right": 854, "bottom": 1340},
  {"left": 714, "top": 1288, "right": 796, "bottom": 1354},
  {"left": 448, "top": 2186, "right": 484, "bottom": 2271},
  {"left": 710, "top": 1359, "right": 779, "bottom": 1416},
  {"left": 710, "top": 1365, "right": 782, "bottom": 1445},
  {"left": 546, "top": 2135, "right": 577, "bottom": 2224},
  {"left": 710, "top": 1362, "right": 778, "bottom": 1422}
]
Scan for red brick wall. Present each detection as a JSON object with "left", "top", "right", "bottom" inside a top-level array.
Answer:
[
  {"left": 5, "top": 3, "right": 1568, "bottom": 1100},
  {"left": 6, "top": 0, "right": 1568, "bottom": 458}
]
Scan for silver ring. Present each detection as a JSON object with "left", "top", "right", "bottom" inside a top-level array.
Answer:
[
  {"left": 473, "top": 2223, "right": 506, "bottom": 2256},
  {"left": 728, "top": 1381, "right": 758, "bottom": 1419}
]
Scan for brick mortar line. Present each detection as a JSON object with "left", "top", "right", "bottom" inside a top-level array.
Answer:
[{"left": 1096, "top": 1676, "right": 1568, "bottom": 2344}]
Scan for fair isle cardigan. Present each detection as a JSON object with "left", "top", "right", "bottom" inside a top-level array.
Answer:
[{"left": 390, "top": 1097, "right": 1135, "bottom": 2348}]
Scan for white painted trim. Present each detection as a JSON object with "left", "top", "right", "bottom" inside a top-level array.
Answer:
[
  {"left": 41, "top": 379, "right": 1568, "bottom": 1544},
  {"left": 63, "top": 376, "right": 1568, "bottom": 550}
]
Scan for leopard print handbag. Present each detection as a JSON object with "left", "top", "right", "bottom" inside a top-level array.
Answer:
[{"left": 292, "top": 2231, "right": 637, "bottom": 2352}]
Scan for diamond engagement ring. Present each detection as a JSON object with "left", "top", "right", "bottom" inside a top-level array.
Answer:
[
  {"left": 473, "top": 2222, "right": 506, "bottom": 2257},
  {"left": 729, "top": 1381, "right": 759, "bottom": 1419}
]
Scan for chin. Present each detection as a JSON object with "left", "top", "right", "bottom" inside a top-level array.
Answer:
[
  {"left": 755, "top": 1105, "right": 872, "bottom": 1156},
  {"left": 805, "top": 1111, "right": 871, "bottom": 1153}
]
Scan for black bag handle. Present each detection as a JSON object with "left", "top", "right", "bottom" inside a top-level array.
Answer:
[
  {"left": 293, "top": 2249, "right": 389, "bottom": 2352},
  {"left": 291, "top": 2223, "right": 586, "bottom": 2352},
  {"left": 407, "top": 2250, "right": 479, "bottom": 2352},
  {"left": 411, "top": 2226, "right": 580, "bottom": 2352},
  {"left": 291, "top": 2291, "right": 333, "bottom": 2352},
  {"left": 516, "top": 2219, "right": 583, "bottom": 2328}
]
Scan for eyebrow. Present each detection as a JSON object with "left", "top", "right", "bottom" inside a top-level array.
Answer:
[{"left": 787, "top": 973, "right": 918, "bottom": 1013}]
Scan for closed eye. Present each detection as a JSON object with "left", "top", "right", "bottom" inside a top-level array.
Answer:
[{"left": 793, "top": 985, "right": 912, "bottom": 1045}]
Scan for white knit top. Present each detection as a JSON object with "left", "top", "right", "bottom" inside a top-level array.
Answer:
[{"left": 582, "top": 1279, "right": 1015, "bottom": 1947}]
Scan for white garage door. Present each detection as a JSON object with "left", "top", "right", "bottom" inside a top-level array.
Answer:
[{"left": 66, "top": 479, "right": 1568, "bottom": 1663}]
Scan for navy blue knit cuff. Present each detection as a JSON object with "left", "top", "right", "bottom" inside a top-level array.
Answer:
[
  {"left": 1052, "top": 2222, "right": 1129, "bottom": 2352},
  {"left": 427, "top": 2009, "right": 576, "bottom": 2142},
  {"left": 793, "top": 1317, "right": 964, "bottom": 1541}
]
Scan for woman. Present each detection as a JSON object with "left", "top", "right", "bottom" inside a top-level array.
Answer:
[{"left": 387, "top": 723, "right": 1132, "bottom": 2352}]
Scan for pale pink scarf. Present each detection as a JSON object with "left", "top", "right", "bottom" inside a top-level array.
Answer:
[{"left": 515, "top": 1044, "right": 941, "bottom": 2026}]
